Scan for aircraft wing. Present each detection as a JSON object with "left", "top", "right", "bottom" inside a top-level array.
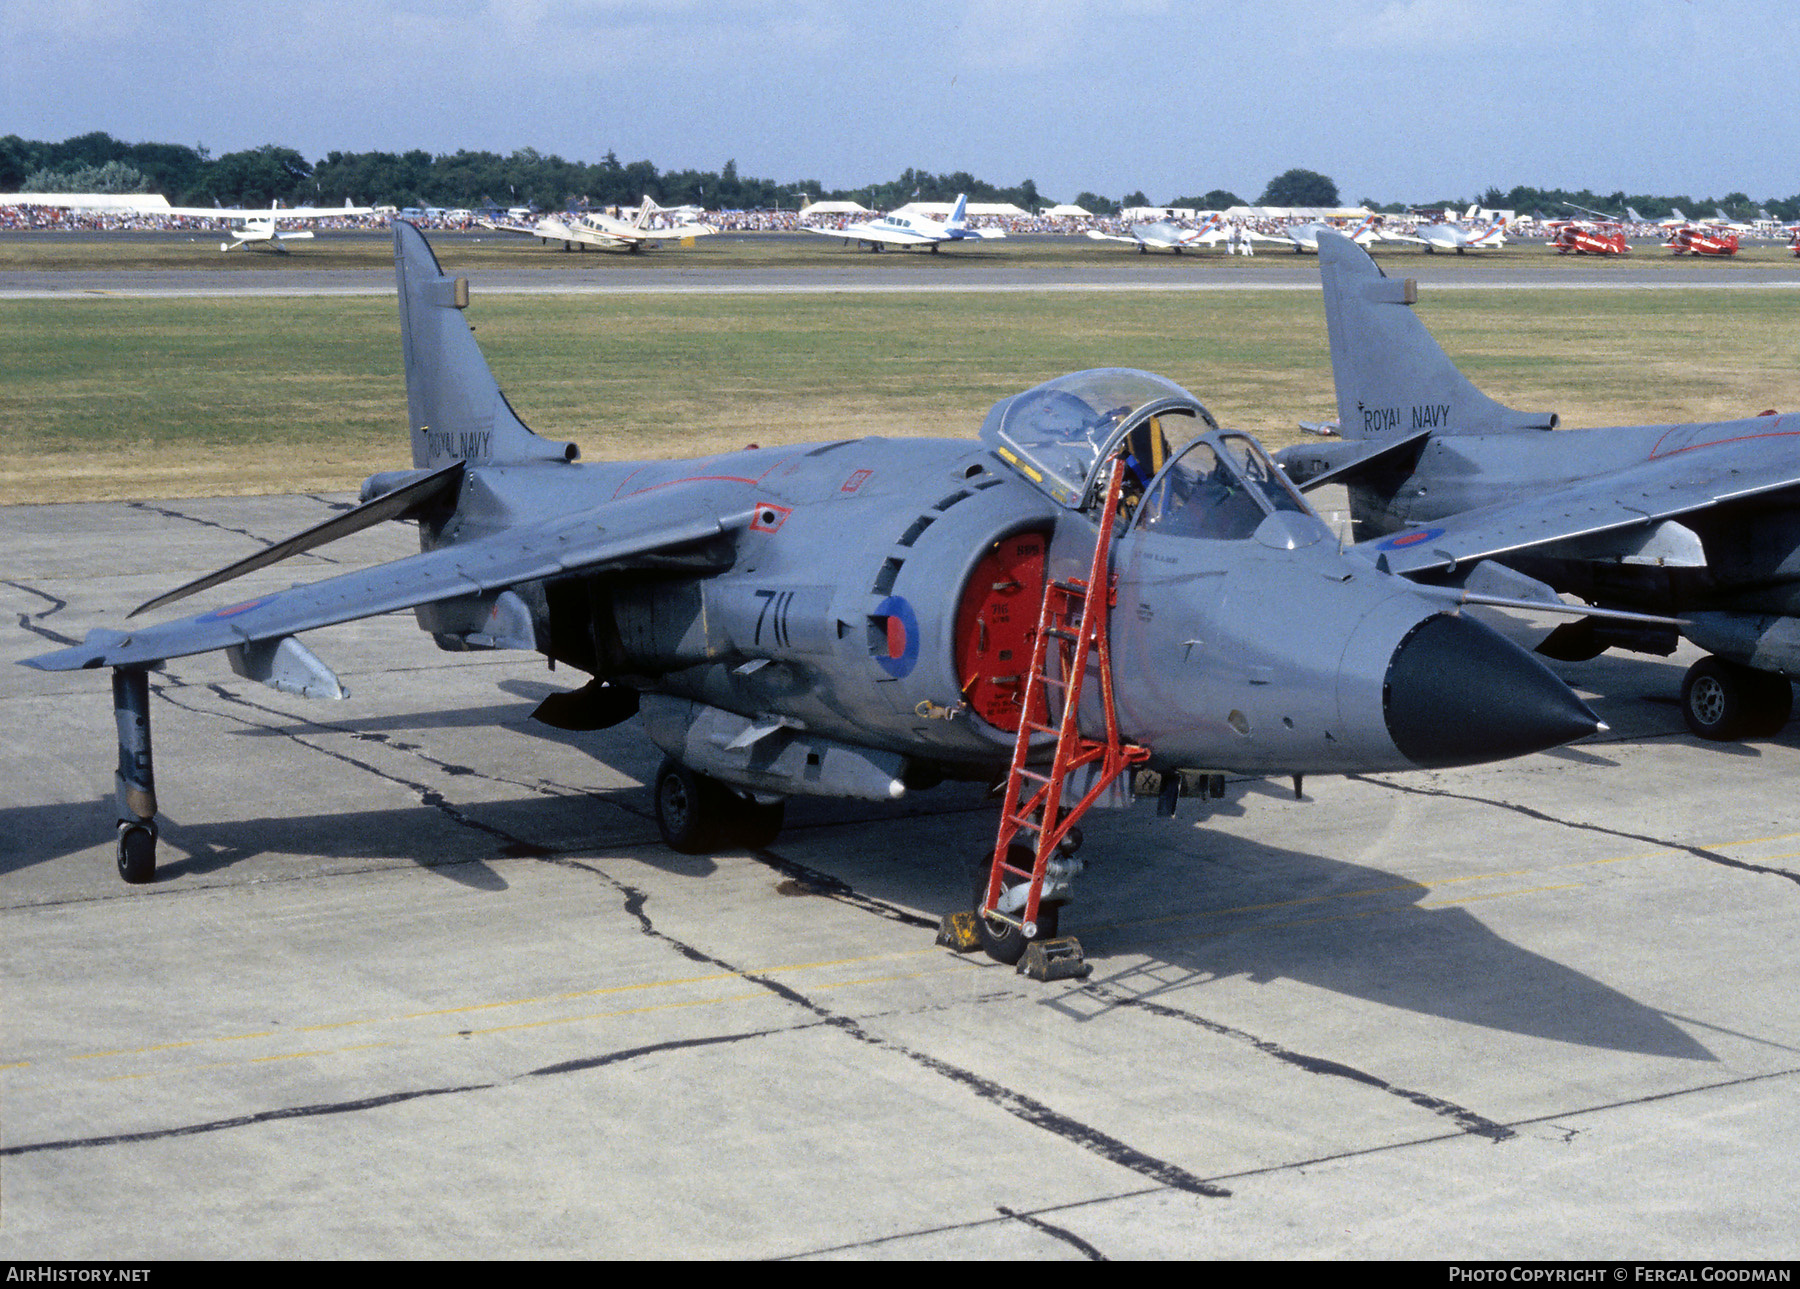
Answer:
[
  {"left": 1358, "top": 445, "right": 1800, "bottom": 576},
  {"left": 24, "top": 488, "right": 753, "bottom": 673},
  {"left": 806, "top": 222, "right": 934, "bottom": 247},
  {"left": 1085, "top": 230, "right": 1141, "bottom": 244},
  {"left": 632, "top": 224, "right": 717, "bottom": 242}
]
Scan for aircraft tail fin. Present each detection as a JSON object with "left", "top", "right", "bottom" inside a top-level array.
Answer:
[
  {"left": 1317, "top": 231, "right": 1558, "bottom": 440},
  {"left": 947, "top": 193, "right": 968, "bottom": 228},
  {"left": 394, "top": 221, "right": 579, "bottom": 470}
]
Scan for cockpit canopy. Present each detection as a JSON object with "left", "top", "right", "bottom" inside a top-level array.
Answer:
[
  {"left": 982, "top": 368, "right": 1321, "bottom": 545},
  {"left": 980, "top": 369, "right": 1216, "bottom": 509}
]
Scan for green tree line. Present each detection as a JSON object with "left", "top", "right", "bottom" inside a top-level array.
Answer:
[{"left": 4, "top": 134, "right": 1796, "bottom": 220}]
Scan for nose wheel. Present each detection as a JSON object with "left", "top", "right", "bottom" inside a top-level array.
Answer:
[{"left": 971, "top": 846, "right": 1061, "bottom": 965}]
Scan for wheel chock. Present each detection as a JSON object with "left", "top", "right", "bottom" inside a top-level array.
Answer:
[
  {"left": 936, "top": 910, "right": 983, "bottom": 952},
  {"left": 1018, "top": 936, "right": 1091, "bottom": 981}
]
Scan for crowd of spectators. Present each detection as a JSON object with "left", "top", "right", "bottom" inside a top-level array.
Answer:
[{"left": 7, "top": 200, "right": 1791, "bottom": 244}]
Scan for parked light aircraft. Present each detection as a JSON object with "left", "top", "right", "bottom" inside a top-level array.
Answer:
[
  {"left": 1414, "top": 218, "right": 1506, "bottom": 254},
  {"left": 480, "top": 197, "right": 713, "bottom": 253},
  {"left": 807, "top": 194, "right": 1004, "bottom": 251},
  {"left": 1280, "top": 216, "right": 1386, "bottom": 253},
  {"left": 1277, "top": 231, "right": 1800, "bottom": 741},
  {"left": 1617, "top": 206, "right": 1744, "bottom": 256},
  {"left": 1665, "top": 224, "right": 1739, "bottom": 256},
  {"left": 1084, "top": 214, "right": 1224, "bottom": 254},
  {"left": 161, "top": 200, "right": 373, "bottom": 252},
  {"left": 24, "top": 223, "right": 1601, "bottom": 966},
  {"left": 1704, "top": 209, "right": 1756, "bottom": 233},
  {"left": 1626, "top": 206, "right": 1686, "bottom": 230},
  {"left": 1549, "top": 221, "right": 1631, "bottom": 255}
]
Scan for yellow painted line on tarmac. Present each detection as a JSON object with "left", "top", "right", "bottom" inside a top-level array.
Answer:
[
  {"left": 463, "top": 964, "right": 958, "bottom": 1038},
  {"left": 1419, "top": 883, "right": 1584, "bottom": 908},
  {"left": 462, "top": 990, "right": 767, "bottom": 1036},
  {"left": 364, "top": 948, "right": 944, "bottom": 1029},
  {"left": 24, "top": 823, "right": 1795, "bottom": 1077},
  {"left": 72, "top": 1030, "right": 277, "bottom": 1060},
  {"left": 93, "top": 964, "right": 969, "bottom": 1080},
  {"left": 49, "top": 944, "right": 946, "bottom": 1069}
]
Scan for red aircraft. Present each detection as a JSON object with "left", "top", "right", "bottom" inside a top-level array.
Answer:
[
  {"left": 1665, "top": 224, "right": 1739, "bottom": 256},
  {"left": 1549, "top": 221, "right": 1630, "bottom": 255}
]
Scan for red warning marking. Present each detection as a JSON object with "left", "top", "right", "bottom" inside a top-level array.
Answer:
[{"left": 751, "top": 503, "right": 792, "bottom": 533}]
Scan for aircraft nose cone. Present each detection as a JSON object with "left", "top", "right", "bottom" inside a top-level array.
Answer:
[{"left": 1384, "top": 613, "right": 1600, "bottom": 768}]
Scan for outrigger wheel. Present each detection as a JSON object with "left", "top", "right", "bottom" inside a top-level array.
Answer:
[
  {"left": 117, "top": 821, "right": 157, "bottom": 884},
  {"left": 112, "top": 666, "right": 159, "bottom": 884}
]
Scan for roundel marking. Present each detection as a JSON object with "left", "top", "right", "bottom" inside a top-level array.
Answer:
[
  {"left": 872, "top": 595, "right": 919, "bottom": 678},
  {"left": 1380, "top": 526, "right": 1445, "bottom": 550},
  {"left": 201, "top": 596, "right": 276, "bottom": 621}
]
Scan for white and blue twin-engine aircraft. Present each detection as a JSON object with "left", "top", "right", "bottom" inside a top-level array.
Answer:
[{"left": 808, "top": 193, "right": 1006, "bottom": 252}]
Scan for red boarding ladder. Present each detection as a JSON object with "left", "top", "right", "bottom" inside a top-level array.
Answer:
[{"left": 980, "top": 455, "right": 1150, "bottom": 947}]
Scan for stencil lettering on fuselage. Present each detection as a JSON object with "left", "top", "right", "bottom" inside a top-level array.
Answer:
[
  {"left": 423, "top": 429, "right": 493, "bottom": 460},
  {"left": 1356, "top": 404, "right": 1452, "bottom": 434}
]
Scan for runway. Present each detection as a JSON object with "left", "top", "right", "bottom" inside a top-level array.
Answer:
[
  {"left": 4, "top": 231, "right": 1800, "bottom": 297},
  {"left": 3, "top": 494, "right": 1798, "bottom": 1258}
]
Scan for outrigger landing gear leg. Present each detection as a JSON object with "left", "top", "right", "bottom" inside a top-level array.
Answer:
[{"left": 112, "top": 667, "right": 158, "bottom": 884}]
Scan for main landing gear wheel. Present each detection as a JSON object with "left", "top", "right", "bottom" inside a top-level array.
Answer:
[
  {"left": 971, "top": 845, "right": 1060, "bottom": 966},
  {"left": 1681, "top": 657, "right": 1793, "bottom": 741},
  {"left": 652, "top": 758, "right": 787, "bottom": 854},
  {"left": 117, "top": 821, "right": 157, "bottom": 884},
  {"left": 655, "top": 759, "right": 721, "bottom": 854}
]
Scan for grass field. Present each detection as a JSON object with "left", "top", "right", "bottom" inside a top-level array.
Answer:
[{"left": 3, "top": 284, "right": 1797, "bottom": 503}]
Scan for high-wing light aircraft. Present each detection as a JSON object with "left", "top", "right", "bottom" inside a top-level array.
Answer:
[
  {"left": 161, "top": 200, "right": 373, "bottom": 252},
  {"left": 481, "top": 197, "right": 714, "bottom": 253},
  {"left": 807, "top": 194, "right": 1005, "bottom": 252},
  {"left": 1277, "top": 231, "right": 1800, "bottom": 742},
  {"left": 24, "top": 223, "right": 1601, "bottom": 968}
]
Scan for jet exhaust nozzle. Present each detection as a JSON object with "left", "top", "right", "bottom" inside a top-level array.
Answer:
[{"left": 1383, "top": 613, "right": 1600, "bottom": 768}]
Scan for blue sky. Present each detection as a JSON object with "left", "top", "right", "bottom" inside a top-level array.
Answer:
[{"left": 5, "top": 0, "right": 1796, "bottom": 205}]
